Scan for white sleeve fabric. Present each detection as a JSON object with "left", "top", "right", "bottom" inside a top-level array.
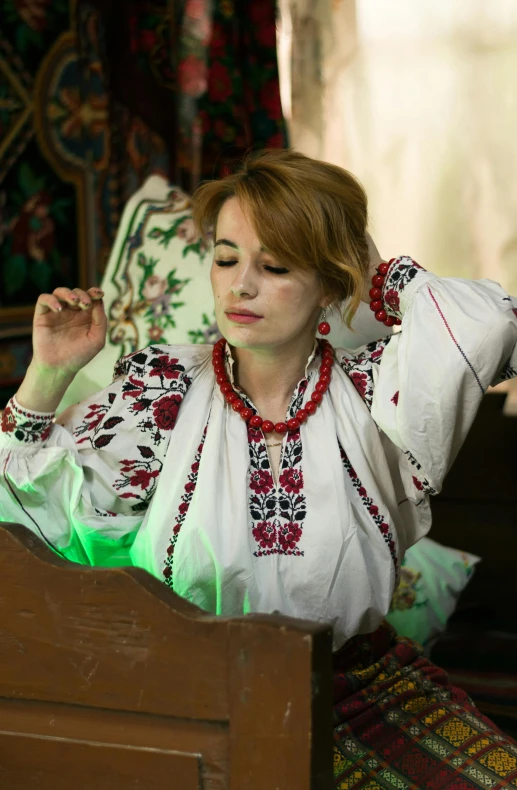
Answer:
[
  {"left": 367, "top": 257, "right": 517, "bottom": 494},
  {"left": 0, "top": 345, "right": 194, "bottom": 565}
]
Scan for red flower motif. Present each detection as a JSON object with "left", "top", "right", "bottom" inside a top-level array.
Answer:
[
  {"left": 120, "top": 459, "right": 136, "bottom": 471},
  {"left": 252, "top": 520, "right": 277, "bottom": 549},
  {"left": 412, "top": 476, "right": 423, "bottom": 491},
  {"left": 130, "top": 400, "right": 146, "bottom": 413},
  {"left": 184, "top": 481, "right": 196, "bottom": 494},
  {"left": 149, "top": 356, "right": 181, "bottom": 379},
  {"left": 191, "top": 461, "right": 200, "bottom": 474},
  {"left": 122, "top": 375, "right": 146, "bottom": 399},
  {"left": 1, "top": 406, "right": 15, "bottom": 433},
  {"left": 178, "top": 501, "right": 189, "bottom": 514},
  {"left": 41, "top": 425, "right": 52, "bottom": 441},
  {"left": 279, "top": 522, "right": 302, "bottom": 551},
  {"left": 249, "top": 469, "right": 274, "bottom": 495},
  {"left": 82, "top": 403, "right": 107, "bottom": 429},
  {"left": 368, "top": 504, "right": 379, "bottom": 516},
  {"left": 384, "top": 289, "right": 400, "bottom": 314},
  {"left": 358, "top": 486, "right": 366, "bottom": 497},
  {"left": 208, "top": 61, "right": 233, "bottom": 103},
  {"left": 350, "top": 371, "right": 368, "bottom": 398},
  {"left": 391, "top": 391, "right": 399, "bottom": 406},
  {"left": 129, "top": 468, "right": 160, "bottom": 489},
  {"left": 153, "top": 394, "right": 183, "bottom": 430},
  {"left": 279, "top": 468, "right": 304, "bottom": 494}
]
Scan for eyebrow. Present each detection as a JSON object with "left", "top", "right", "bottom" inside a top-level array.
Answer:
[
  {"left": 214, "top": 238, "right": 238, "bottom": 249},
  {"left": 214, "top": 238, "right": 267, "bottom": 251}
]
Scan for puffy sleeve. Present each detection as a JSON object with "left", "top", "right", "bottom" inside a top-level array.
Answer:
[
  {"left": 0, "top": 345, "right": 194, "bottom": 566},
  {"left": 340, "top": 257, "right": 517, "bottom": 497}
]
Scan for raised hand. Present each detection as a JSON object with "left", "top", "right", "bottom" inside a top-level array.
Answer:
[{"left": 32, "top": 286, "right": 107, "bottom": 377}]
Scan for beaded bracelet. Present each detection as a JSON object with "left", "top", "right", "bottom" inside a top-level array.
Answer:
[{"left": 369, "top": 259, "right": 402, "bottom": 326}]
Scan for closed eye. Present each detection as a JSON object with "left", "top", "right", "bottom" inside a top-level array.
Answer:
[
  {"left": 265, "top": 266, "right": 289, "bottom": 274},
  {"left": 214, "top": 260, "right": 289, "bottom": 274}
]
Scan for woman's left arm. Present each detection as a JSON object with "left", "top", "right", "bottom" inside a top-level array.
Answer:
[{"left": 368, "top": 255, "right": 517, "bottom": 494}]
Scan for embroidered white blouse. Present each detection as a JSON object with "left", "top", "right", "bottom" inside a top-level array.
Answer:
[{"left": 1, "top": 258, "right": 516, "bottom": 650}]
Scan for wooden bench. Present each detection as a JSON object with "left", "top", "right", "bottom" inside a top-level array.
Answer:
[{"left": 0, "top": 523, "right": 333, "bottom": 789}]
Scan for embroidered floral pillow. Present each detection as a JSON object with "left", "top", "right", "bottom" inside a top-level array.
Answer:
[
  {"left": 57, "top": 176, "right": 219, "bottom": 414},
  {"left": 386, "top": 537, "right": 480, "bottom": 652}
]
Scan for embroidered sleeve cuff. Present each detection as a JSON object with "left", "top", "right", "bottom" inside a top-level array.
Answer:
[
  {"left": 1, "top": 396, "right": 55, "bottom": 445},
  {"left": 382, "top": 256, "right": 428, "bottom": 319}
]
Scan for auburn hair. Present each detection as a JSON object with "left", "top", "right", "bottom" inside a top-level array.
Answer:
[{"left": 191, "top": 148, "right": 369, "bottom": 326}]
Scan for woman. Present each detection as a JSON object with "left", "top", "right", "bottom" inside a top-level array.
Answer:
[{"left": 1, "top": 149, "right": 516, "bottom": 787}]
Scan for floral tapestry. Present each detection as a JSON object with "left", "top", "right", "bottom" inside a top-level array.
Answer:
[
  {"left": 0, "top": 0, "right": 286, "bottom": 320},
  {"left": 0, "top": 0, "right": 286, "bottom": 401}
]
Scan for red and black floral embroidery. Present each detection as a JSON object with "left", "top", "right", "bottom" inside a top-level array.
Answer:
[
  {"left": 248, "top": 425, "right": 306, "bottom": 557},
  {"left": 163, "top": 426, "right": 208, "bottom": 587},
  {"left": 290, "top": 375, "right": 309, "bottom": 414},
  {"left": 112, "top": 445, "right": 164, "bottom": 511},
  {"left": 73, "top": 393, "right": 117, "bottom": 445},
  {"left": 339, "top": 337, "right": 392, "bottom": 410},
  {"left": 73, "top": 346, "right": 192, "bottom": 454},
  {"left": 404, "top": 450, "right": 437, "bottom": 498},
  {"left": 339, "top": 443, "right": 398, "bottom": 573},
  {"left": 71, "top": 347, "right": 193, "bottom": 512},
  {"left": 245, "top": 372, "right": 310, "bottom": 558},
  {"left": 1, "top": 398, "right": 53, "bottom": 444},
  {"left": 382, "top": 256, "right": 425, "bottom": 318},
  {"left": 115, "top": 347, "right": 192, "bottom": 446}
]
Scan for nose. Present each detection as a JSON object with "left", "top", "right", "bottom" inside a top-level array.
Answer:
[{"left": 230, "top": 260, "right": 258, "bottom": 299}]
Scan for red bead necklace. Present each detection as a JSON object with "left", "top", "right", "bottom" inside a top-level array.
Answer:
[
  {"left": 369, "top": 259, "right": 402, "bottom": 327},
  {"left": 212, "top": 337, "right": 334, "bottom": 434}
]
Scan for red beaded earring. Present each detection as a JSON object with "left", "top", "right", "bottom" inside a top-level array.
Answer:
[{"left": 318, "top": 308, "right": 331, "bottom": 336}]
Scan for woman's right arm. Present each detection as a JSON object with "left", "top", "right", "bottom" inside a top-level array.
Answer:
[{"left": 0, "top": 287, "right": 183, "bottom": 566}]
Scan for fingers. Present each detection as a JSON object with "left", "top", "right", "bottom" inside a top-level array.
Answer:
[
  {"left": 35, "top": 287, "right": 104, "bottom": 315},
  {"left": 91, "top": 294, "right": 106, "bottom": 327},
  {"left": 52, "top": 286, "right": 104, "bottom": 310},
  {"left": 35, "top": 294, "right": 63, "bottom": 314}
]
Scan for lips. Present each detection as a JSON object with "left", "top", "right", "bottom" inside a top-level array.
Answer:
[
  {"left": 225, "top": 308, "right": 262, "bottom": 317},
  {"left": 225, "top": 311, "right": 262, "bottom": 324}
]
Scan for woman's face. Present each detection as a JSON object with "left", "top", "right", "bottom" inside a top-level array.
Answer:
[{"left": 210, "top": 197, "right": 327, "bottom": 352}]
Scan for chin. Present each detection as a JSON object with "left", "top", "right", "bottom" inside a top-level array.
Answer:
[{"left": 223, "top": 332, "right": 264, "bottom": 349}]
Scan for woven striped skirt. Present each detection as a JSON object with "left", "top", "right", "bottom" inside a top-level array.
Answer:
[{"left": 333, "top": 623, "right": 517, "bottom": 789}]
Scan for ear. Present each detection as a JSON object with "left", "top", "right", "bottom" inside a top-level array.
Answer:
[{"left": 319, "top": 294, "right": 334, "bottom": 310}]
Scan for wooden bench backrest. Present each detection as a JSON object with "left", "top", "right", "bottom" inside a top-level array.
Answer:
[{"left": 0, "top": 523, "right": 333, "bottom": 789}]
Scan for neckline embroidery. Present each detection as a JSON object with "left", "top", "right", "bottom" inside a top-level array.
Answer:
[{"left": 245, "top": 374, "right": 311, "bottom": 558}]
